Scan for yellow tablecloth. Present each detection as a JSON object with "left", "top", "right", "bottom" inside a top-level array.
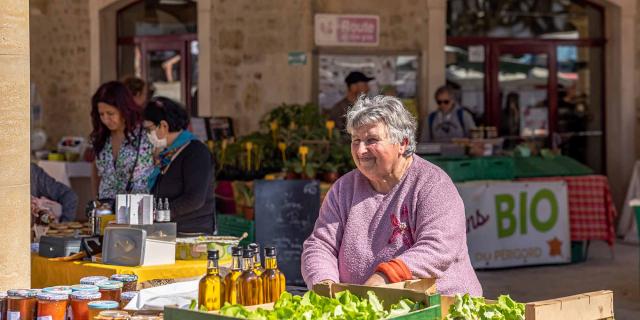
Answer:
[{"left": 31, "top": 254, "right": 206, "bottom": 288}]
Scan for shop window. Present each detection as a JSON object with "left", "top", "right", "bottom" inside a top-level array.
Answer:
[
  {"left": 447, "top": 0, "right": 603, "bottom": 39},
  {"left": 445, "top": 45, "right": 486, "bottom": 127},
  {"left": 117, "top": 0, "right": 197, "bottom": 38},
  {"left": 318, "top": 54, "right": 419, "bottom": 118}
]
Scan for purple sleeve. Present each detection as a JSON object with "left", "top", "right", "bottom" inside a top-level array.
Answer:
[
  {"left": 397, "top": 176, "right": 467, "bottom": 279},
  {"left": 301, "top": 186, "right": 344, "bottom": 288}
]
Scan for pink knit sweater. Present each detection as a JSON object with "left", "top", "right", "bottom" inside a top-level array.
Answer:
[{"left": 301, "top": 155, "right": 482, "bottom": 296}]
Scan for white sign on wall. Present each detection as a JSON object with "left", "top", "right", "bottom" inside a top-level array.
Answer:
[
  {"left": 457, "top": 181, "right": 570, "bottom": 269},
  {"left": 315, "top": 14, "right": 379, "bottom": 46}
]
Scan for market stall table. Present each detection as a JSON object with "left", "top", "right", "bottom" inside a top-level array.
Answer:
[{"left": 31, "top": 253, "right": 207, "bottom": 288}]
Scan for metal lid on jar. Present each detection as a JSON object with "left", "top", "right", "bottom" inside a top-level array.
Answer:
[
  {"left": 80, "top": 276, "right": 109, "bottom": 285},
  {"left": 36, "top": 292, "right": 69, "bottom": 301},
  {"left": 96, "top": 280, "right": 123, "bottom": 290},
  {"left": 8, "top": 289, "right": 39, "bottom": 298},
  {"left": 121, "top": 291, "right": 139, "bottom": 301},
  {"left": 42, "top": 286, "right": 73, "bottom": 295},
  {"left": 110, "top": 274, "right": 138, "bottom": 283},
  {"left": 70, "top": 291, "right": 102, "bottom": 300},
  {"left": 0, "top": 291, "right": 6, "bottom": 299},
  {"left": 88, "top": 300, "right": 119, "bottom": 309},
  {"left": 71, "top": 284, "right": 99, "bottom": 292}
]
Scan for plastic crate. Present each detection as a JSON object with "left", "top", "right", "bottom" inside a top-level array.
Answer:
[
  {"left": 442, "top": 159, "right": 480, "bottom": 182},
  {"left": 216, "top": 214, "right": 254, "bottom": 246},
  {"left": 479, "top": 157, "right": 515, "bottom": 180}
]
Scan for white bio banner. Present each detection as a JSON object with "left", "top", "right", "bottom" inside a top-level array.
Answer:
[{"left": 457, "top": 181, "right": 570, "bottom": 269}]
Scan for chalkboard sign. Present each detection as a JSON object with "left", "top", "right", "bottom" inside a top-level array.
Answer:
[{"left": 254, "top": 180, "right": 320, "bottom": 286}]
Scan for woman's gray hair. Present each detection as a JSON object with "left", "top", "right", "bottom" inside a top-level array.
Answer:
[{"left": 345, "top": 95, "right": 417, "bottom": 156}]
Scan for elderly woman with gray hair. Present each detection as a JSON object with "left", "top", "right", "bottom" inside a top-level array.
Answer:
[{"left": 302, "top": 95, "right": 482, "bottom": 295}]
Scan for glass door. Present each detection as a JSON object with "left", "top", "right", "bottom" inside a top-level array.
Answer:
[
  {"left": 142, "top": 41, "right": 186, "bottom": 107},
  {"left": 490, "top": 44, "right": 556, "bottom": 150}
]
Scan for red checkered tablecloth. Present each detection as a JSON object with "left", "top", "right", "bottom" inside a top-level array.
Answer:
[{"left": 519, "top": 175, "right": 617, "bottom": 245}]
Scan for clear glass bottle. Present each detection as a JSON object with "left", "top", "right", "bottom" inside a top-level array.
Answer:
[
  {"left": 239, "top": 249, "right": 263, "bottom": 306},
  {"left": 261, "top": 246, "right": 286, "bottom": 303},
  {"left": 198, "top": 250, "right": 224, "bottom": 311},
  {"left": 223, "top": 246, "right": 243, "bottom": 305},
  {"left": 248, "top": 243, "right": 265, "bottom": 276}
]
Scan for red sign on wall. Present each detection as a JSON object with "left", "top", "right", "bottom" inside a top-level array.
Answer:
[{"left": 315, "top": 14, "right": 379, "bottom": 46}]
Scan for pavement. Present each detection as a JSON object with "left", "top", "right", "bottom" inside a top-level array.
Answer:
[{"left": 477, "top": 240, "right": 640, "bottom": 319}]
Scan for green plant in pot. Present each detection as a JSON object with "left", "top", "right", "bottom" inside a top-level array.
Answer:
[{"left": 231, "top": 181, "right": 254, "bottom": 220}]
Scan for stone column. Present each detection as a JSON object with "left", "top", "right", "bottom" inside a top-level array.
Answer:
[{"left": 0, "top": 0, "right": 32, "bottom": 290}]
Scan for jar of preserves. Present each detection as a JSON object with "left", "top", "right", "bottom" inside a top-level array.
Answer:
[
  {"left": 96, "top": 281, "right": 123, "bottom": 302},
  {"left": 110, "top": 274, "right": 138, "bottom": 292},
  {"left": 119, "top": 291, "right": 138, "bottom": 310},
  {"left": 0, "top": 291, "right": 7, "bottom": 320},
  {"left": 7, "top": 289, "right": 38, "bottom": 320},
  {"left": 70, "top": 291, "right": 101, "bottom": 320},
  {"left": 36, "top": 292, "right": 69, "bottom": 320},
  {"left": 80, "top": 276, "right": 109, "bottom": 286},
  {"left": 71, "top": 284, "right": 100, "bottom": 293},
  {"left": 87, "top": 301, "right": 119, "bottom": 320}
]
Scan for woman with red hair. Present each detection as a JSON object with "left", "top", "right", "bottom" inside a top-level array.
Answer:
[{"left": 90, "top": 81, "right": 154, "bottom": 200}]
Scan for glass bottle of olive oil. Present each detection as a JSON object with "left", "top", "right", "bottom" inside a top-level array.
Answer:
[
  {"left": 239, "top": 248, "right": 263, "bottom": 306},
  {"left": 248, "top": 243, "right": 265, "bottom": 276},
  {"left": 261, "top": 246, "right": 286, "bottom": 303},
  {"left": 198, "top": 250, "right": 225, "bottom": 311},
  {"left": 223, "top": 246, "right": 243, "bottom": 305}
]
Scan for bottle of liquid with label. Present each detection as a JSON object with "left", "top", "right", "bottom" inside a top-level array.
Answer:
[
  {"left": 248, "top": 243, "right": 265, "bottom": 276},
  {"left": 261, "top": 246, "right": 286, "bottom": 303},
  {"left": 239, "top": 249, "right": 263, "bottom": 306},
  {"left": 198, "top": 250, "right": 224, "bottom": 311},
  {"left": 223, "top": 246, "right": 243, "bottom": 305}
]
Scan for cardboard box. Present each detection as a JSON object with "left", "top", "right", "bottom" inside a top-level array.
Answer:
[
  {"left": 164, "top": 279, "right": 443, "bottom": 320},
  {"left": 524, "top": 290, "right": 614, "bottom": 320},
  {"left": 441, "top": 290, "right": 614, "bottom": 320}
]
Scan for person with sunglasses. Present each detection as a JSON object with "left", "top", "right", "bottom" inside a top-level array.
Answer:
[{"left": 420, "top": 85, "right": 476, "bottom": 142}]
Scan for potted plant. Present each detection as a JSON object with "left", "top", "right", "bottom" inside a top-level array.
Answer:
[{"left": 232, "top": 181, "right": 254, "bottom": 220}]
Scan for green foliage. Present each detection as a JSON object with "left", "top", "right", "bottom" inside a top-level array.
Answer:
[
  {"left": 219, "top": 290, "right": 424, "bottom": 320},
  {"left": 446, "top": 294, "right": 525, "bottom": 320}
]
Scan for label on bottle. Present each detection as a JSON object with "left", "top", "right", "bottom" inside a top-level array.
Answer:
[
  {"left": 7, "top": 311, "right": 20, "bottom": 320},
  {"left": 37, "top": 316, "right": 53, "bottom": 320}
]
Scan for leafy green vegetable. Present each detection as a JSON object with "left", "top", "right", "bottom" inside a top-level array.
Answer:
[
  {"left": 218, "top": 290, "right": 424, "bottom": 319},
  {"left": 446, "top": 294, "right": 525, "bottom": 320}
]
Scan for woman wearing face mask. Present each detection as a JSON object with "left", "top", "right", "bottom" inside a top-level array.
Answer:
[
  {"left": 90, "top": 81, "right": 154, "bottom": 200},
  {"left": 143, "top": 97, "right": 216, "bottom": 234}
]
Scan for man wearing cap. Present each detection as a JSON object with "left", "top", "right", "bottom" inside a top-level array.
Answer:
[{"left": 325, "top": 71, "right": 374, "bottom": 132}]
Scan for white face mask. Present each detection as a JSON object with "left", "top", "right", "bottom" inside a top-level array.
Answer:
[{"left": 147, "top": 130, "right": 167, "bottom": 149}]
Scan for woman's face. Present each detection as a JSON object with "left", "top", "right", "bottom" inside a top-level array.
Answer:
[
  {"left": 350, "top": 122, "right": 406, "bottom": 181},
  {"left": 98, "top": 102, "right": 125, "bottom": 132}
]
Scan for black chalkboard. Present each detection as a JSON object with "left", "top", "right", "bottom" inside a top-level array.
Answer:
[{"left": 254, "top": 180, "right": 320, "bottom": 286}]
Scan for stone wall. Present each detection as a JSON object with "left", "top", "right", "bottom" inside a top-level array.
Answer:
[
  {"left": 208, "top": 0, "right": 430, "bottom": 135},
  {"left": 208, "top": 0, "right": 314, "bottom": 136},
  {"left": 30, "top": 0, "right": 92, "bottom": 146},
  {"left": 0, "top": 0, "right": 32, "bottom": 290}
]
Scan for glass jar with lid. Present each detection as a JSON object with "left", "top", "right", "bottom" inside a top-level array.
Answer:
[
  {"left": 110, "top": 274, "right": 138, "bottom": 292},
  {"left": 87, "top": 300, "right": 119, "bottom": 320},
  {"left": 36, "top": 292, "right": 69, "bottom": 320},
  {"left": 96, "top": 281, "right": 123, "bottom": 302},
  {"left": 7, "top": 289, "right": 38, "bottom": 320},
  {"left": 70, "top": 290, "right": 102, "bottom": 320}
]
